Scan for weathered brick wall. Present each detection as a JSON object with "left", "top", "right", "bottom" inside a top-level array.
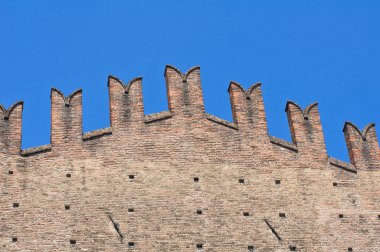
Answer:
[{"left": 0, "top": 65, "right": 379, "bottom": 251}]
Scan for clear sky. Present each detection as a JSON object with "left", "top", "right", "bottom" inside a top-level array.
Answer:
[{"left": 0, "top": 1, "right": 379, "bottom": 161}]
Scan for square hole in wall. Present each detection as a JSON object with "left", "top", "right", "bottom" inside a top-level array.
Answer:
[
  {"left": 70, "top": 240, "right": 76, "bottom": 245},
  {"left": 339, "top": 214, "right": 344, "bottom": 218},
  {"left": 239, "top": 179, "right": 245, "bottom": 184},
  {"left": 194, "top": 177, "right": 199, "bottom": 182},
  {"left": 128, "top": 242, "right": 135, "bottom": 247},
  {"left": 275, "top": 180, "right": 281, "bottom": 185},
  {"left": 243, "top": 212, "right": 250, "bottom": 216},
  {"left": 129, "top": 175, "right": 135, "bottom": 180},
  {"left": 66, "top": 173, "right": 71, "bottom": 178},
  {"left": 13, "top": 203, "right": 19, "bottom": 208},
  {"left": 128, "top": 208, "right": 134, "bottom": 212},
  {"left": 197, "top": 210, "right": 203, "bottom": 215},
  {"left": 348, "top": 248, "right": 353, "bottom": 251},
  {"left": 333, "top": 182, "right": 337, "bottom": 186},
  {"left": 12, "top": 237, "right": 17, "bottom": 243},
  {"left": 196, "top": 243, "right": 203, "bottom": 249},
  {"left": 279, "top": 213, "right": 286, "bottom": 218},
  {"left": 8, "top": 170, "right": 13, "bottom": 175},
  {"left": 289, "top": 245, "right": 296, "bottom": 251},
  {"left": 378, "top": 215, "right": 380, "bottom": 219},
  {"left": 248, "top": 245, "right": 254, "bottom": 251},
  {"left": 65, "top": 205, "right": 70, "bottom": 210}
]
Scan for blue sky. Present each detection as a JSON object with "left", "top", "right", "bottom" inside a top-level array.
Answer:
[{"left": 0, "top": 1, "right": 378, "bottom": 161}]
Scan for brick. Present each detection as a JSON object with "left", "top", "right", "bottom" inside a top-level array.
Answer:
[{"left": 0, "top": 65, "right": 378, "bottom": 251}]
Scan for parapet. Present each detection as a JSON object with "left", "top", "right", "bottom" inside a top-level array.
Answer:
[
  {"left": 285, "top": 101, "right": 327, "bottom": 161},
  {"left": 0, "top": 65, "right": 378, "bottom": 171},
  {"left": 50, "top": 88, "right": 83, "bottom": 147},
  {"left": 164, "top": 65, "right": 204, "bottom": 118},
  {"left": 0, "top": 101, "right": 23, "bottom": 155},
  {"left": 228, "top": 81, "right": 268, "bottom": 142},
  {"left": 108, "top": 75, "right": 144, "bottom": 128},
  {"left": 343, "top": 122, "right": 379, "bottom": 169}
]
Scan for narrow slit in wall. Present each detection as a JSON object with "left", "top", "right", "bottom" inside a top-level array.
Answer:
[
  {"left": 264, "top": 219, "right": 282, "bottom": 241},
  {"left": 108, "top": 214, "right": 123, "bottom": 241}
]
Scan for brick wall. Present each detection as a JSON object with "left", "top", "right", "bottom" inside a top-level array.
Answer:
[{"left": 0, "top": 65, "right": 379, "bottom": 251}]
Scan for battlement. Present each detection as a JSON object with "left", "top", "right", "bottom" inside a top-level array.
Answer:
[
  {"left": 1, "top": 65, "right": 379, "bottom": 251},
  {"left": 0, "top": 65, "right": 376, "bottom": 170}
]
